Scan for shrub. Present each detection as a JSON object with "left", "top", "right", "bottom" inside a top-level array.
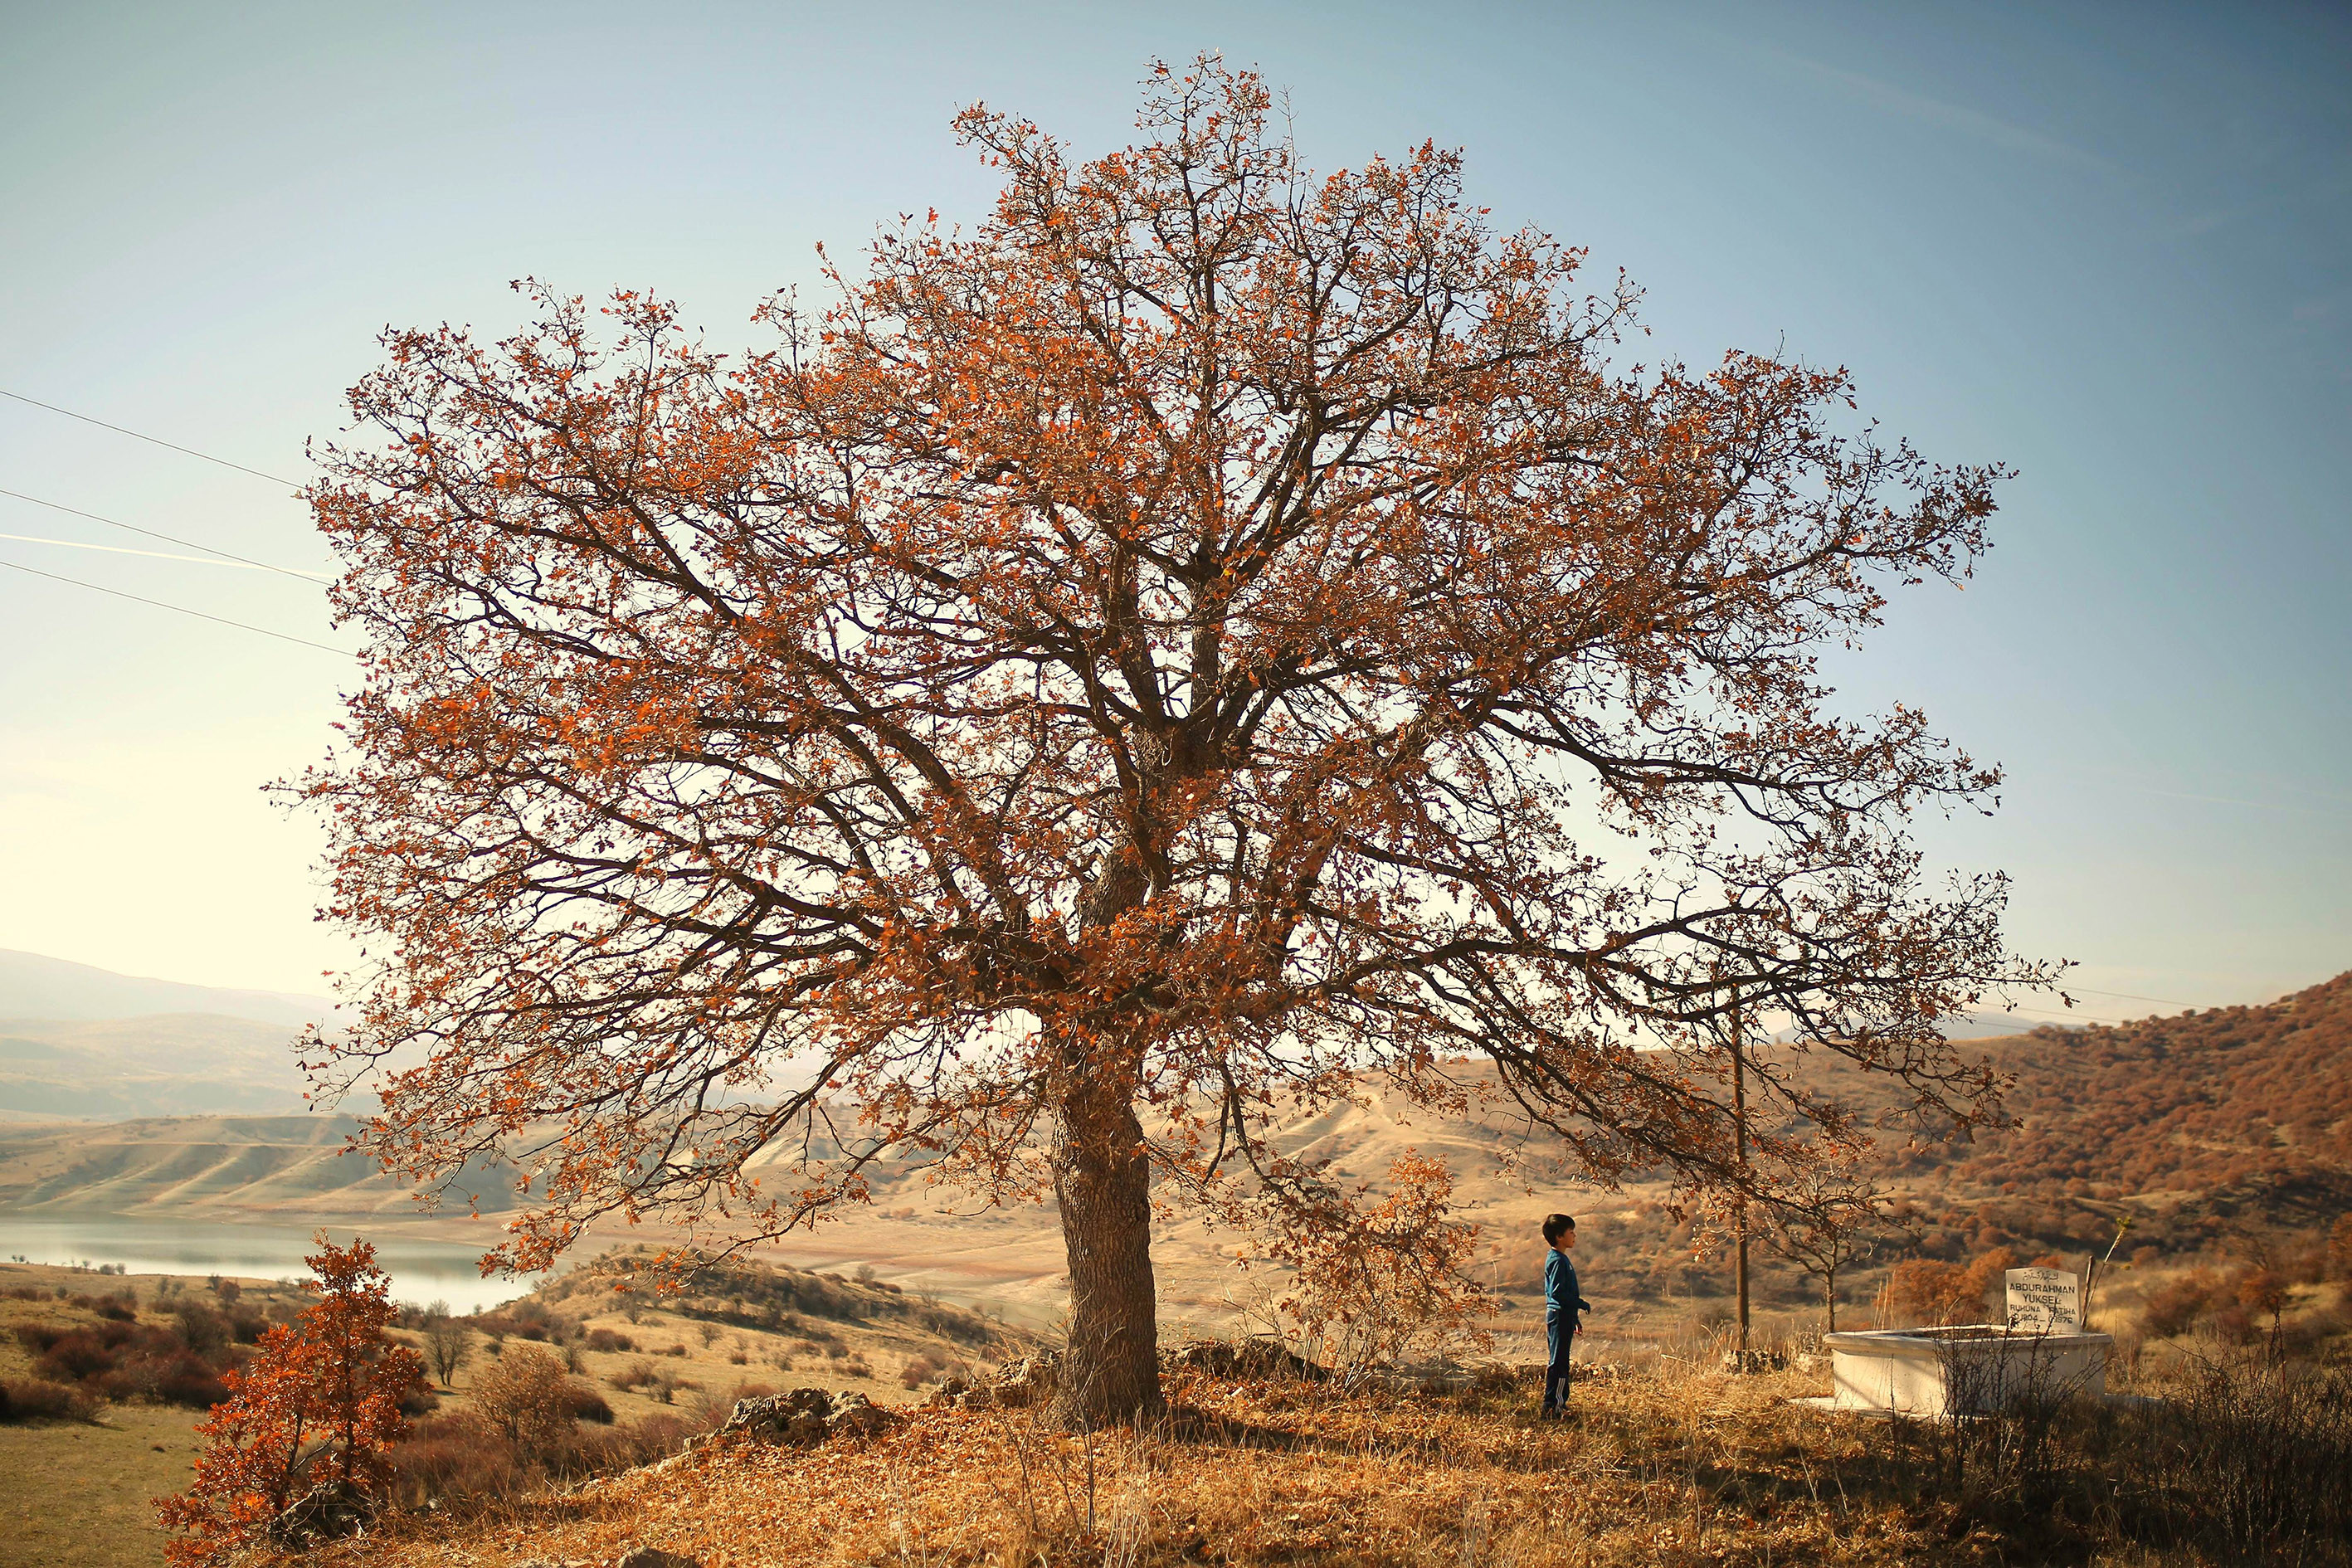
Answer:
[
  {"left": 37, "top": 1329, "right": 119, "bottom": 1383},
  {"left": 163, "top": 1360, "right": 231, "bottom": 1410},
  {"left": 468, "top": 1344, "right": 576, "bottom": 1456},
  {"left": 2130, "top": 1358, "right": 2352, "bottom": 1556},
  {"left": 1884, "top": 1249, "right": 2015, "bottom": 1328},
  {"left": 2144, "top": 1273, "right": 2215, "bottom": 1337},
  {"left": 562, "top": 1383, "right": 614, "bottom": 1424},
  {"left": 387, "top": 1411, "right": 528, "bottom": 1506},
  {"left": 608, "top": 1359, "right": 660, "bottom": 1391},
  {"left": 2238, "top": 1269, "right": 2291, "bottom": 1337},
  {"left": 2208, "top": 1304, "right": 2257, "bottom": 1345},
  {"left": 171, "top": 1302, "right": 231, "bottom": 1359},
  {"left": 0, "top": 1376, "right": 95, "bottom": 1422},
  {"left": 901, "top": 1353, "right": 941, "bottom": 1389},
  {"left": 12, "top": 1323, "right": 65, "bottom": 1356},
  {"left": 583, "top": 1327, "right": 634, "bottom": 1354}
]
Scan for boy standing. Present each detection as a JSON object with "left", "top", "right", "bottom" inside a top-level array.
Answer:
[{"left": 1541, "top": 1213, "right": 1590, "bottom": 1418}]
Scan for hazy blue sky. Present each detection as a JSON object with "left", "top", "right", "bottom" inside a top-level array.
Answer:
[{"left": 1, "top": 1, "right": 2345, "bottom": 1019}]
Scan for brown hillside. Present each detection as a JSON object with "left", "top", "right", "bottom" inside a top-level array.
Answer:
[
  {"left": 1937, "top": 971, "right": 2352, "bottom": 1193},
  {"left": 1841, "top": 971, "right": 2352, "bottom": 1268},
  {"left": 7, "top": 974, "right": 2344, "bottom": 1330}
]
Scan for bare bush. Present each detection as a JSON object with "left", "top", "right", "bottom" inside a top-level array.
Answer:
[{"left": 467, "top": 1344, "right": 577, "bottom": 1456}]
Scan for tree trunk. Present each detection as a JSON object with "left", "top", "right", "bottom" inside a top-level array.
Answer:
[
  {"left": 1050, "top": 1064, "right": 1163, "bottom": 1429},
  {"left": 1824, "top": 1265, "right": 1838, "bottom": 1334}
]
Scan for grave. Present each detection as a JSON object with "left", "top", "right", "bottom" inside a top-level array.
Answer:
[
  {"left": 1819, "top": 1268, "right": 2109, "bottom": 1417},
  {"left": 2003, "top": 1265, "right": 2082, "bottom": 1332}
]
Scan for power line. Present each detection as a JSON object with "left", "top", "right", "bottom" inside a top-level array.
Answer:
[
  {"left": 2062, "top": 984, "right": 2208, "bottom": 1010},
  {"left": 0, "top": 488, "right": 331, "bottom": 582},
  {"left": 0, "top": 556, "right": 352, "bottom": 658},
  {"left": 0, "top": 531, "right": 310, "bottom": 572},
  {"left": 0, "top": 387, "right": 303, "bottom": 489}
]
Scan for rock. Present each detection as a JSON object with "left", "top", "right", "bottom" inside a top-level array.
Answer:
[
  {"left": 714, "top": 1386, "right": 832, "bottom": 1445},
  {"left": 826, "top": 1389, "right": 891, "bottom": 1439},
  {"left": 267, "top": 1479, "right": 375, "bottom": 1547},
  {"left": 1163, "top": 1337, "right": 1327, "bottom": 1381},
  {"left": 989, "top": 1349, "right": 1062, "bottom": 1409},
  {"left": 708, "top": 1385, "right": 894, "bottom": 1447},
  {"left": 613, "top": 1549, "right": 701, "bottom": 1568}
]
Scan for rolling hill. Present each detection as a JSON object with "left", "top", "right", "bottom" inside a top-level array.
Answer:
[
  {"left": 1874, "top": 969, "right": 2352, "bottom": 1261},
  {"left": 0, "top": 1114, "right": 519, "bottom": 1219},
  {"left": 0, "top": 949, "right": 331, "bottom": 1027},
  {"left": 0, "top": 949, "right": 333, "bottom": 1121},
  {"left": 2, "top": 967, "right": 2342, "bottom": 1328},
  {"left": 0, "top": 1014, "right": 314, "bottom": 1120}
]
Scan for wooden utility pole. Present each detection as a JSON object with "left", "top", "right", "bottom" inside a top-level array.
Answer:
[{"left": 1731, "top": 996, "right": 1751, "bottom": 1364}]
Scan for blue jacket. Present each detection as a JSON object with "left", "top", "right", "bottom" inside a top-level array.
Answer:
[{"left": 1546, "top": 1249, "right": 1592, "bottom": 1327}]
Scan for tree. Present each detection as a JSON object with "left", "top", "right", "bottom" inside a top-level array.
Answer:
[
  {"left": 1883, "top": 1247, "right": 2016, "bottom": 1328},
  {"left": 295, "top": 58, "right": 2048, "bottom": 1427},
  {"left": 2237, "top": 1267, "right": 2289, "bottom": 1346},
  {"left": 420, "top": 1311, "right": 470, "bottom": 1388},
  {"left": 157, "top": 1237, "right": 424, "bottom": 1564},
  {"left": 1269, "top": 1152, "right": 1493, "bottom": 1375},
  {"left": 1764, "top": 1153, "right": 1906, "bottom": 1332}
]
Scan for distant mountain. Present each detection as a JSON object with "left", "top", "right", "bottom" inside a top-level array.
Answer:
[
  {"left": 0, "top": 1014, "right": 315, "bottom": 1120},
  {"left": 0, "top": 1113, "right": 519, "bottom": 1218},
  {"left": 0, "top": 950, "right": 333, "bottom": 1027}
]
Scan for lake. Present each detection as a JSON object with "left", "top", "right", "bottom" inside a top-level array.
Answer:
[{"left": 0, "top": 1215, "right": 545, "bottom": 1313}]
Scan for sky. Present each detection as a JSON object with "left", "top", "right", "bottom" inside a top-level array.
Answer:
[{"left": 0, "top": 1, "right": 2345, "bottom": 1021}]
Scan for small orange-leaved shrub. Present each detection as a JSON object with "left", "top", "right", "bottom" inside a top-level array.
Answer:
[{"left": 155, "top": 1234, "right": 425, "bottom": 1566}]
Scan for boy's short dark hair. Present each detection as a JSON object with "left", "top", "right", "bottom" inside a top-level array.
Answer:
[{"left": 1541, "top": 1213, "right": 1575, "bottom": 1244}]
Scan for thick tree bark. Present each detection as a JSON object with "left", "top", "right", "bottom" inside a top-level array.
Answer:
[{"left": 1050, "top": 1065, "right": 1163, "bottom": 1429}]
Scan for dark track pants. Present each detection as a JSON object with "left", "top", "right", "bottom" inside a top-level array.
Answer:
[{"left": 1544, "top": 1314, "right": 1574, "bottom": 1415}]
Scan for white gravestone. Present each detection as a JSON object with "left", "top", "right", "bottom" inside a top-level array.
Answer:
[{"left": 2005, "top": 1267, "right": 2083, "bottom": 1332}]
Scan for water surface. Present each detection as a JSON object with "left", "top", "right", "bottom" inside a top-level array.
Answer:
[{"left": 0, "top": 1215, "right": 544, "bottom": 1313}]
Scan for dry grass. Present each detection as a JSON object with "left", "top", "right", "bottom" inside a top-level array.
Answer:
[
  {"left": 309, "top": 1360, "right": 2022, "bottom": 1568},
  {"left": 0, "top": 1400, "right": 202, "bottom": 1568}
]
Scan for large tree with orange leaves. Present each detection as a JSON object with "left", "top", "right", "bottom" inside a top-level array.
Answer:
[{"left": 297, "top": 60, "right": 2049, "bottom": 1424}]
